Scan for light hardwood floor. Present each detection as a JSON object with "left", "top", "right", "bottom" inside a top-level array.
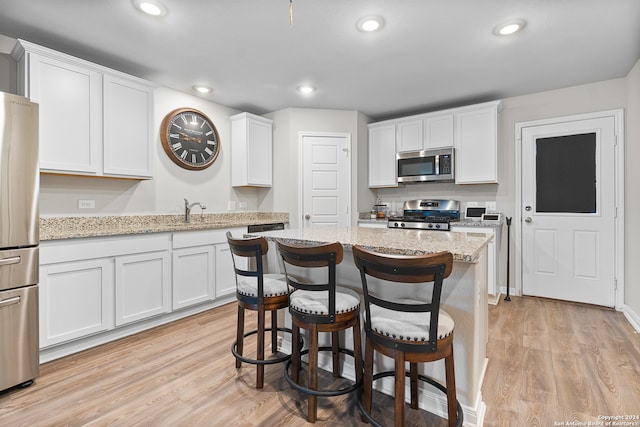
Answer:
[{"left": 1, "top": 296, "right": 639, "bottom": 426}]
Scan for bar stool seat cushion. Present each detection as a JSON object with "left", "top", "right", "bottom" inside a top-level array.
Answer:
[
  {"left": 237, "top": 273, "right": 289, "bottom": 297},
  {"left": 370, "top": 299, "right": 454, "bottom": 341},
  {"left": 290, "top": 287, "right": 360, "bottom": 315}
]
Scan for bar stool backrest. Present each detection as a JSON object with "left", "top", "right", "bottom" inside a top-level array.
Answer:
[
  {"left": 352, "top": 245, "right": 453, "bottom": 353},
  {"left": 226, "top": 231, "right": 269, "bottom": 304},
  {"left": 276, "top": 240, "right": 343, "bottom": 324}
]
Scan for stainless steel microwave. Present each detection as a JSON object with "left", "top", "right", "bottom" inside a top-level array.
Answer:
[{"left": 397, "top": 147, "right": 455, "bottom": 183}]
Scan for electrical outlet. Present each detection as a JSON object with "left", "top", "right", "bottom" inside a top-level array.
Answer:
[
  {"left": 227, "top": 201, "right": 236, "bottom": 211},
  {"left": 467, "top": 201, "right": 478, "bottom": 207},
  {"left": 78, "top": 199, "right": 95, "bottom": 209},
  {"left": 486, "top": 201, "right": 496, "bottom": 211},
  {"left": 238, "top": 202, "right": 247, "bottom": 209}
]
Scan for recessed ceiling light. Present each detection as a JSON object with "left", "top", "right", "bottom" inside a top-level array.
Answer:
[
  {"left": 494, "top": 19, "right": 526, "bottom": 36},
  {"left": 132, "top": 0, "right": 168, "bottom": 17},
  {"left": 297, "top": 85, "right": 316, "bottom": 94},
  {"left": 193, "top": 85, "right": 213, "bottom": 94},
  {"left": 356, "top": 15, "right": 385, "bottom": 32}
]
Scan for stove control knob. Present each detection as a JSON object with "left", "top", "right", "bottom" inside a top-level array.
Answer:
[
  {"left": 427, "top": 223, "right": 433, "bottom": 229},
  {"left": 393, "top": 222, "right": 399, "bottom": 228},
  {"left": 435, "top": 224, "right": 441, "bottom": 229},
  {"left": 400, "top": 222, "right": 405, "bottom": 228}
]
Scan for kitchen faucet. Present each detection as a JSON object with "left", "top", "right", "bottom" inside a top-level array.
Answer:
[{"left": 184, "top": 198, "right": 206, "bottom": 223}]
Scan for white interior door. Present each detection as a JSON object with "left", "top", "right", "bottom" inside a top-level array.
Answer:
[
  {"left": 520, "top": 115, "right": 616, "bottom": 307},
  {"left": 301, "top": 133, "right": 351, "bottom": 227}
]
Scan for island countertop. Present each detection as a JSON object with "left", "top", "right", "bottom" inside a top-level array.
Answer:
[{"left": 249, "top": 226, "right": 492, "bottom": 263}]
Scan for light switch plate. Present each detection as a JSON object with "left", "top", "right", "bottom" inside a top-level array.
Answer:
[
  {"left": 227, "top": 201, "right": 236, "bottom": 211},
  {"left": 467, "top": 201, "right": 478, "bottom": 207},
  {"left": 486, "top": 201, "right": 496, "bottom": 211},
  {"left": 238, "top": 202, "right": 247, "bottom": 209}
]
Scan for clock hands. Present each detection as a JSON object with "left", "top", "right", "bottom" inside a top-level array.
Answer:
[{"left": 177, "top": 131, "right": 202, "bottom": 144}]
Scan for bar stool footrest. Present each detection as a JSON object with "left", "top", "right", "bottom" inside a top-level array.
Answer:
[
  {"left": 231, "top": 327, "right": 297, "bottom": 366},
  {"left": 285, "top": 346, "right": 362, "bottom": 397},
  {"left": 357, "top": 370, "right": 463, "bottom": 427}
]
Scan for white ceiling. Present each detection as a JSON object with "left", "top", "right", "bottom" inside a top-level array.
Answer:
[{"left": 1, "top": 0, "right": 639, "bottom": 120}]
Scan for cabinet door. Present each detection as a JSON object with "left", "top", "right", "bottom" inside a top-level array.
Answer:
[
  {"left": 368, "top": 124, "right": 397, "bottom": 188},
  {"left": 455, "top": 106, "right": 498, "bottom": 184},
  {"left": 231, "top": 113, "right": 273, "bottom": 187},
  {"left": 215, "top": 244, "right": 243, "bottom": 298},
  {"left": 103, "top": 74, "right": 153, "bottom": 178},
  {"left": 396, "top": 119, "right": 423, "bottom": 153},
  {"left": 115, "top": 251, "right": 171, "bottom": 326},
  {"left": 172, "top": 245, "right": 215, "bottom": 310},
  {"left": 39, "top": 259, "right": 114, "bottom": 348},
  {"left": 424, "top": 114, "right": 454, "bottom": 149},
  {"left": 28, "top": 53, "right": 102, "bottom": 174}
]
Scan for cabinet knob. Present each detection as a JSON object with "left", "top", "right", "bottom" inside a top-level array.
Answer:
[{"left": 304, "top": 214, "right": 311, "bottom": 220}]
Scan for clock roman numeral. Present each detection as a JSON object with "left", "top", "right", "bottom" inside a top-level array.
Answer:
[
  {"left": 181, "top": 115, "right": 189, "bottom": 125},
  {"left": 180, "top": 150, "right": 188, "bottom": 160},
  {"left": 172, "top": 123, "right": 183, "bottom": 130},
  {"left": 201, "top": 153, "right": 207, "bottom": 162},
  {"left": 169, "top": 133, "right": 180, "bottom": 139},
  {"left": 172, "top": 142, "right": 183, "bottom": 151},
  {"left": 191, "top": 154, "right": 197, "bottom": 164},
  {"left": 205, "top": 130, "right": 214, "bottom": 136},
  {"left": 206, "top": 140, "right": 216, "bottom": 145},
  {"left": 204, "top": 147, "right": 213, "bottom": 156}
]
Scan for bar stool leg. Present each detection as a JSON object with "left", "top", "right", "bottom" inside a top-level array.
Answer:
[
  {"left": 352, "top": 316, "right": 363, "bottom": 386},
  {"left": 256, "top": 306, "right": 265, "bottom": 389},
  {"left": 445, "top": 349, "right": 458, "bottom": 427},
  {"left": 410, "top": 362, "right": 419, "bottom": 409},
  {"left": 394, "top": 352, "right": 406, "bottom": 427},
  {"left": 331, "top": 331, "right": 340, "bottom": 378},
  {"left": 271, "top": 310, "right": 278, "bottom": 354},
  {"left": 291, "top": 323, "right": 301, "bottom": 384},
  {"left": 308, "top": 324, "right": 319, "bottom": 423},
  {"left": 362, "top": 338, "right": 374, "bottom": 422},
  {"left": 236, "top": 305, "right": 244, "bottom": 369}
]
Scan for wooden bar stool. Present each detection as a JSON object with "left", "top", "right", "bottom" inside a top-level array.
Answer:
[
  {"left": 276, "top": 240, "right": 363, "bottom": 423},
  {"left": 227, "top": 232, "right": 294, "bottom": 389},
  {"left": 352, "top": 245, "right": 463, "bottom": 427}
]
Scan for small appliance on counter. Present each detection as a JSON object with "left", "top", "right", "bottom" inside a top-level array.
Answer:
[
  {"left": 387, "top": 199, "right": 459, "bottom": 231},
  {"left": 0, "top": 92, "right": 40, "bottom": 391}
]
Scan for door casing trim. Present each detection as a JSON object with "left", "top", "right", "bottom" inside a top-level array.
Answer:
[{"left": 514, "top": 109, "right": 625, "bottom": 309}]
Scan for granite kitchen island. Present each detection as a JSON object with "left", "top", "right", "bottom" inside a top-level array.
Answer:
[{"left": 249, "top": 226, "right": 491, "bottom": 426}]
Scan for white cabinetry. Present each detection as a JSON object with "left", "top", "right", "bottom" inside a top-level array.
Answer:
[
  {"left": 396, "top": 119, "right": 423, "bottom": 153},
  {"left": 39, "top": 258, "right": 114, "bottom": 348},
  {"left": 12, "top": 40, "right": 154, "bottom": 179},
  {"left": 115, "top": 251, "right": 171, "bottom": 326},
  {"left": 215, "top": 244, "right": 238, "bottom": 297},
  {"left": 39, "top": 234, "right": 171, "bottom": 348},
  {"left": 231, "top": 112, "right": 273, "bottom": 187},
  {"left": 454, "top": 101, "right": 500, "bottom": 184},
  {"left": 424, "top": 114, "right": 454, "bottom": 149},
  {"left": 368, "top": 124, "right": 397, "bottom": 188}
]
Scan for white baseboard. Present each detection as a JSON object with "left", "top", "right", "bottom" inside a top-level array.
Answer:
[{"left": 621, "top": 304, "right": 640, "bottom": 333}]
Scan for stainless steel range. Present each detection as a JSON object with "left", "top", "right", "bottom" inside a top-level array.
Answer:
[{"left": 387, "top": 199, "right": 460, "bottom": 231}]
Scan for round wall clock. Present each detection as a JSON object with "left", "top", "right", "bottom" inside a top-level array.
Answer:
[{"left": 160, "top": 108, "right": 221, "bottom": 170}]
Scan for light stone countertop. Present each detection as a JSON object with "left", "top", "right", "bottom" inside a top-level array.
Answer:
[
  {"left": 39, "top": 212, "right": 289, "bottom": 241},
  {"left": 248, "top": 226, "right": 492, "bottom": 263}
]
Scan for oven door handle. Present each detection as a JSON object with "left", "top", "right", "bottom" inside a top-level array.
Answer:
[{"left": 0, "top": 256, "right": 21, "bottom": 266}]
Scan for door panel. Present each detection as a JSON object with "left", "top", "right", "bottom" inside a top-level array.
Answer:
[
  {"left": 521, "top": 116, "right": 615, "bottom": 307},
  {"left": 302, "top": 134, "right": 350, "bottom": 227}
]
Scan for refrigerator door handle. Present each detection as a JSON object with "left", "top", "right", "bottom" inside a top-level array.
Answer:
[
  {"left": 0, "top": 256, "right": 21, "bottom": 266},
  {"left": 0, "top": 296, "right": 21, "bottom": 308}
]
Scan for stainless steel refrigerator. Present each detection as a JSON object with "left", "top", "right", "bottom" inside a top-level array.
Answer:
[{"left": 0, "top": 92, "right": 39, "bottom": 391}]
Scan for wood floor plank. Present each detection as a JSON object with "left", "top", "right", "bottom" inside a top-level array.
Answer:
[{"left": 1, "top": 297, "right": 639, "bottom": 426}]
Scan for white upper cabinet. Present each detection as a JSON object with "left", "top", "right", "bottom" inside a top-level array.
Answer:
[
  {"left": 454, "top": 101, "right": 501, "bottom": 184},
  {"left": 424, "top": 114, "right": 454, "bottom": 149},
  {"left": 368, "top": 123, "right": 398, "bottom": 188},
  {"left": 396, "top": 119, "right": 423, "bottom": 153},
  {"left": 230, "top": 112, "right": 273, "bottom": 187},
  {"left": 12, "top": 40, "right": 154, "bottom": 179}
]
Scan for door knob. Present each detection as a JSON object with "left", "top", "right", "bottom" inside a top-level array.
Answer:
[
  {"left": 525, "top": 206, "right": 532, "bottom": 211},
  {"left": 304, "top": 214, "right": 311, "bottom": 220},
  {"left": 524, "top": 217, "right": 532, "bottom": 223}
]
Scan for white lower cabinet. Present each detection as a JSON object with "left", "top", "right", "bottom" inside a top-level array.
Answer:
[
  {"left": 39, "top": 258, "right": 114, "bottom": 348},
  {"left": 172, "top": 245, "right": 215, "bottom": 310},
  {"left": 215, "top": 244, "right": 237, "bottom": 298},
  {"left": 115, "top": 251, "right": 171, "bottom": 326}
]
